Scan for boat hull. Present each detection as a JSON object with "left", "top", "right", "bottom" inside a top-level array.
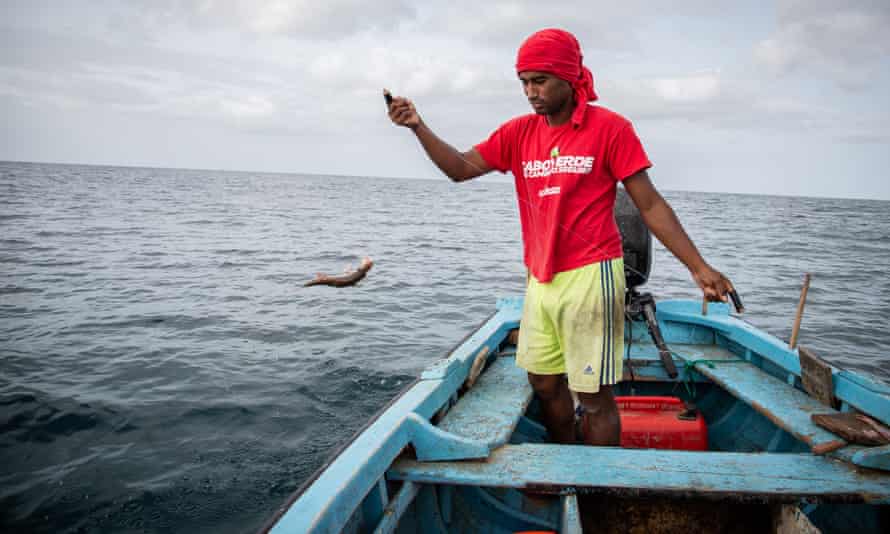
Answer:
[{"left": 262, "top": 298, "right": 890, "bottom": 534}]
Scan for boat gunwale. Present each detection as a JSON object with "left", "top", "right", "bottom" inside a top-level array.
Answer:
[
  {"left": 655, "top": 300, "right": 890, "bottom": 427},
  {"left": 260, "top": 307, "right": 513, "bottom": 533},
  {"left": 262, "top": 297, "right": 890, "bottom": 533}
]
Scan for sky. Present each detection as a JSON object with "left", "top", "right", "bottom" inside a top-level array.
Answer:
[{"left": 2, "top": 0, "right": 889, "bottom": 200}]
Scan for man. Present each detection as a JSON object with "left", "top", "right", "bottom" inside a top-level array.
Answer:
[{"left": 387, "top": 29, "right": 734, "bottom": 446}]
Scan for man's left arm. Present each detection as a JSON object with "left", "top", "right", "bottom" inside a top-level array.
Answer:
[{"left": 622, "top": 170, "right": 734, "bottom": 302}]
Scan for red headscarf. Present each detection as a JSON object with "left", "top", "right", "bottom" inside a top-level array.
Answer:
[{"left": 515, "top": 29, "right": 597, "bottom": 127}]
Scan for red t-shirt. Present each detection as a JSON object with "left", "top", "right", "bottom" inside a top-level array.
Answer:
[{"left": 475, "top": 105, "right": 651, "bottom": 283}]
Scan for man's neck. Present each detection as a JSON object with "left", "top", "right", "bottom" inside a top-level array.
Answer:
[{"left": 546, "top": 101, "right": 576, "bottom": 127}]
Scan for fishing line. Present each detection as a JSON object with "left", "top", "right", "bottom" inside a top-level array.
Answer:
[
  {"left": 447, "top": 146, "right": 651, "bottom": 283},
  {"left": 451, "top": 142, "right": 734, "bottom": 374},
  {"left": 451, "top": 143, "right": 743, "bottom": 313},
  {"left": 390, "top": 92, "right": 739, "bottom": 309},
  {"left": 386, "top": 90, "right": 647, "bottom": 280}
]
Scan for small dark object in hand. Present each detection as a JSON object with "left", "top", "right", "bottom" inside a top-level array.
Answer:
[
  {"left": 383, "top": 89, "right": 393, "bottom": 109},
  {"left": 728, "top": 289, "right": 744, "bottom": 313}
]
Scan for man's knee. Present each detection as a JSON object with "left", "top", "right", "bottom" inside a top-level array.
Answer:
[
  {"left": 577, "top": 386, "right": 617, "bottom": 415},
  {"left": 527, "top": 373, "right": 568, "bottom": 401}
]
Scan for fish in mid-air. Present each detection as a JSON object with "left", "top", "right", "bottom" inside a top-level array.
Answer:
[{"left": 303, "top": 257, "right": 373, "bottom": 288}]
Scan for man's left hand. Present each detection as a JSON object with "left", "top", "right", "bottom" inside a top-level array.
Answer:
[{"left": 692, "top": 264, "right": 734, "bottom": 302}]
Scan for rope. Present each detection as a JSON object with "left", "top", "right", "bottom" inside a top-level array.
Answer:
[
  {"left": 678, "top": 358, "right": 715, "bottom": 399},
  {"left": 672, "top": 354, "right": 747, "bottom": 399}
]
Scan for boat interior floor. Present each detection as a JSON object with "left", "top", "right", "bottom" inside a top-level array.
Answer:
[{"left": 395, "top": 339, "right": 890, "bottom": 506}]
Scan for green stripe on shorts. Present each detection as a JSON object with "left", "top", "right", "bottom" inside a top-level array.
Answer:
[{"left": 517, "top": 258, "right": 625, "bottom": 393}]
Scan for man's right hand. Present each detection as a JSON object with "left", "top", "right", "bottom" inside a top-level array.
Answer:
[{"left": 388, "top": 96, "right": 422, "bottom": 130}]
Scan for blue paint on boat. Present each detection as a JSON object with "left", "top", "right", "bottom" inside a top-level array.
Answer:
[{"left": 262, "top": 298, "right": 890, "bottom": 534}]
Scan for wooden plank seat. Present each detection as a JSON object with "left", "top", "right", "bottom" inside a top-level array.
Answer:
[
  {"left": 622, "top": 342, "right": 726, "bottom": 382},
  {"left": 622, "top": 341, "right": 847, "bottom": 451},
  {"left": 389, "top": 444, "right": 890, "bottom": 504},
  {"left": 682, "top": 349, "right": 846, "bottom": 452},
  {"left": 434, "top": 355, "right": 533, "bottom": 451}
]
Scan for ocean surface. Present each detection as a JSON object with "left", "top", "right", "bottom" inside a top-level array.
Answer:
[{"left": 1, "top": 161, "right": 888, "bottom": 533}]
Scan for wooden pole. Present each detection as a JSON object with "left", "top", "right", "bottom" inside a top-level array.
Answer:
[{"left": 789, "top": 273, "right": 811, "bottom": 349}]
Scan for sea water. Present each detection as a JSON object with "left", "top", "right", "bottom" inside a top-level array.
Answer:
[{"left": 1, "top": 161, "right": 888, "bottom": 532}]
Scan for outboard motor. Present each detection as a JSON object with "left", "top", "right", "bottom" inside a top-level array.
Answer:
[
  {"left": 614, "top": 189, "right": 678, "bottom": 378},
  {"left": 614, "top": 189, "right": 652, "bottom": 289}
]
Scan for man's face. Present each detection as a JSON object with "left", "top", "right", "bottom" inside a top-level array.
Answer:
[{"left": 518, "top": 71, "right": 573, "bottom": 116}]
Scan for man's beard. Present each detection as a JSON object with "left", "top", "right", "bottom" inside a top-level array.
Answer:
[{"left": 531, "top": 94, "right": 571, "bottom": 116}]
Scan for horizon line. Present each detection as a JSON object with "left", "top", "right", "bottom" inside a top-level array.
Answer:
[{"left": 2, "top": 158, "right": 887, "bottom": 203}]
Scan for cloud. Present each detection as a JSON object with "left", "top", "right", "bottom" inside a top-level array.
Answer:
[
  {"left": 602, "top": 70, "right": 835, "bottom": 135},
  {"left": 415, "top": 0, "right": 750, "bottom": 52},
  {"left": 651, "top": 72, "right": 721, "bottom": 103},
  {"left": 2, "top": 0, "right": 888, "bottom": 198},
  {"left": 123, "top": 0, "right": 417, "bottom": 40},
  {"left": 305, "top": 36, "right": 512, "bottom": 97},
  {"left": 416, "top": 2, "right": 632, "bottom": 50},
  {"left": 0, "top": 25, "right": 291, "bottom": 125},
  {"left": 597, "top": 70, "right": 739, "bottom": 122},
  {"left": 78, "top": 62, "right": 281, "bottom": 123},
  {"left": 754, "top": 0, "right": 890, "bottom": 89}
]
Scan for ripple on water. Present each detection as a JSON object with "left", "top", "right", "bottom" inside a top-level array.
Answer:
[{"left": 0, "top": 162, "right": 887, "bottom": 534}]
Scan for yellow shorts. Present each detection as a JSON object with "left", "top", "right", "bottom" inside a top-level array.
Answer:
[{"left": 517, "top": 258, "right": 625, "bottom": 393}]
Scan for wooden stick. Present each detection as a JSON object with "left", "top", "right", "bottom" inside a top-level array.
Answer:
[
  {"left": 701, "top": 297, "right": 708, "bottom": 316},
  {"left": 789, "top": 273, "right": 811, "bottom": 349},
  {"left": 464, "top": 346, "right": 490, "bottom": 389}
]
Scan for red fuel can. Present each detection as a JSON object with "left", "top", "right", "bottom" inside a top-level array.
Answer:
[{"left": 616, "top": 396, "right": 708, "bottom": 451}]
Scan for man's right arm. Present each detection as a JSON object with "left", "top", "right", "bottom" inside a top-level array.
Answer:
[{"left": 388, "top": 96, "right": 492, "bottom": 182}]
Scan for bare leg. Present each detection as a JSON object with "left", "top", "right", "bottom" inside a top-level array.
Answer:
[
  {"left": 577, "top": 386, "right": 621, "bottom": 446},
  {"left": 527, "top": 373, "right": 576, "bottom": 444}
]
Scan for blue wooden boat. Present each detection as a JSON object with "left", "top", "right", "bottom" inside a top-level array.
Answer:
[
  {"left": 262, "top": 198, "right": 890, "bottom": 534},
  {"left": 261, "top": 299, "right": 890, "bottom": 533}
]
